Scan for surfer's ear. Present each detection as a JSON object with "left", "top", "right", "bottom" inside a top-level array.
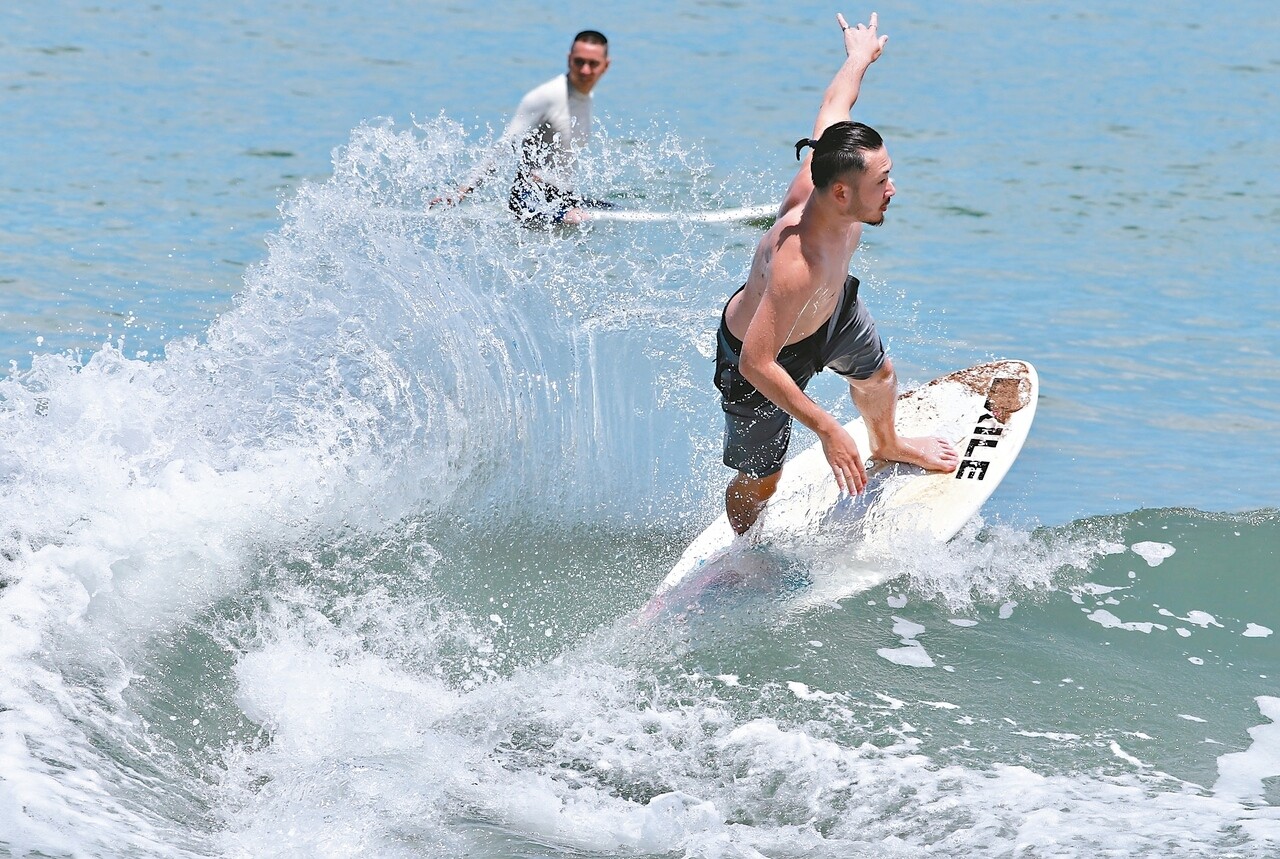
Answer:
[{"left": 828, "top": 176, "right": 849, "bottom": 202}]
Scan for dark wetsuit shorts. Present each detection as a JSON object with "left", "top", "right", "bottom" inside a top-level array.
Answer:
[
  {"left": 714, "top": 274, "right": 885, "bottom": 478},
  {"left": 508, "top": 173, "right": 614, "bottom": 227}
]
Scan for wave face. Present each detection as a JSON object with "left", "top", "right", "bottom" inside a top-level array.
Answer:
[{"left": 2, "top": 121, "right": 1278, "bottom": 858}]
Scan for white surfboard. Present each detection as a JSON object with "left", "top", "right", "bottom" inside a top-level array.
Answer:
[
  {"left": 420, "top": 202, "right": 775, "bottom": 227},
  {"left": 586, "top": 204, "right": 776, "bottom": 225},
  {"left": 643, "top": 360, "right": 1038, "bottom": 618}
]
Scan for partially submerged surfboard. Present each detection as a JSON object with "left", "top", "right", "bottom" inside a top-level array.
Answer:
[
  {"left": 422, "top": 202, "right": 775, "bottom": 228},
  {"left": 643, "top": 360, "right": 1038, "bottom": 618},
  {"left": 587, "top": 204, "right": 776, "bottom": 225}
]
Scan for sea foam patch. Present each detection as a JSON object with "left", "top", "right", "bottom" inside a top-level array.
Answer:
[
  {"left": 1085, "top": 609, "right": 1167, "bottom": 634},
  {"left": 1131, "top": 541, "right": 1176, "bottom": 567},
  {"left": 877, "top": 616, "right": 935, "bottom": 668},
  {"left": 1214, "top": 696, "right": 1280, "bottom": 803},
  {"left": 1157, "top": 608, "right": 1222, "bottom": 628}
]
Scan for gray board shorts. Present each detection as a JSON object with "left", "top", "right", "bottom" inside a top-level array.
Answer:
[{"left": 715, "top": 274, "right": 885, "bottom": 478}]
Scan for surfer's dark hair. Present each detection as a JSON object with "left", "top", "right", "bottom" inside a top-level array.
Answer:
[
  {"left": 573, "top": 30, "right": 609, "bottom": 54},
  {"left": 794, "top": 121, "right": 884, "bottom": 189}
]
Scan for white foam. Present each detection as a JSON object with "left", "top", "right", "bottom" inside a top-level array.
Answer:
[
  {"left": 1080, "top": 582, "right": 1129, "bottom": 595},
  {"left": 1215, "top": 696, "right": 1280, "bottom": 802},
  {"left": 892, "top": 616, "right": 927, "bottom": 639},
  {"left": 0, "top": 341, "right": 428, "bottom": 854},
  {"left": 1085, "top": 609, "right": 1167, "bottom": 634},
  {"left": 874, "top": 692, "right": 907, "bottom": 710},
  {"left": 787, "top": 681, "right": 841, "bottom": 702},
  {"left": 878, "top": 616, "right": 936, "bottom": 667},
  {"left": 1158, "top": 608, "right": 1223, "bottom": 628},
  {"left": 1131, "top": 541, "right": 1176, "bottom": 567},
  {"left": 877, "top": 644, "right": 936, "bottom": 668},
  {"left": 848, "top": 517, "right": 1110, "bottom": 613},
  {"left": 1110, "top": 741, "right": 1148, "bottom": 768},
  {"left": 1243, "top": 624, "right": 1273, "bottom": 638}
]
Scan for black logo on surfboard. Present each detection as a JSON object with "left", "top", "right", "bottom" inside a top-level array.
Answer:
[
  {"left": 955, "top": 377, "right": 1022, "bottom": 481},
  {"left": 956, "top": 416, "right": 1003, "bottom": 480}
]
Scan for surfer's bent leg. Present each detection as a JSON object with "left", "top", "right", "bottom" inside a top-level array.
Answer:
[
  {"left": 720, "top": 403, "right": 792, "bottom": 534},
  {"left": 821, "top": 287, "right": 958, "bottom": 473},
  {"left": 716, "top": 313, "right": 802, "bottom": 535},
  {"left": 847, "top": 359, "right": 960, "bottom": 473},
  {"left": 716, "top": 292, "right": 825, "bottom": 534}
]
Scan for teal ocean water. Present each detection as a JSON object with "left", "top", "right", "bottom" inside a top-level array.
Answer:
[{"left": 2, "top": 2, "right": 1278, "bottom": 856}]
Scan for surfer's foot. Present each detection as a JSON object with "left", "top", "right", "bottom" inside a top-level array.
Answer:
[
  {"left": 561, "top": 207, "right": 588, "bottom": 225},
  {"left": 873, "top": 435, "right": 959, "bottom": 473}
]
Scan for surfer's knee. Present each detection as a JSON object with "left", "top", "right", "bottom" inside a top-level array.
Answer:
[
  {"left": 728, "top": 469, "right": 781, "bottom": 501},
  {"left": 726, "top": 471, "right": 779, "bottom": 535},
  {"left": 847, "top": 357, "right": 895, "bottom": 398},
  {"left": 869, "top": 356, "right": 895, "bottom": 386}
]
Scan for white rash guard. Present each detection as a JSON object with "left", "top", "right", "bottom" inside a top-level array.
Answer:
[{"left": 468, "top": 74, "right": 592, "bottom": 195}]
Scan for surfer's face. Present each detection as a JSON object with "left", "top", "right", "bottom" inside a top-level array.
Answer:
[
  {"left": 567, "top": 41, "right": 609, "bottom": 94},
  {"left": 836, "top": 146, "right": 895, "bottom": 225}
]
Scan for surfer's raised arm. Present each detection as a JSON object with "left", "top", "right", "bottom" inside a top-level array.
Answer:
[{"left": 778, "top": 12, "right": 888, "bottom": 216}]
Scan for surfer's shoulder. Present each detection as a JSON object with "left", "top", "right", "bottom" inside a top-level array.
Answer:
[{"left": 517, "top": 75, "right": 568, "bottom": 111}]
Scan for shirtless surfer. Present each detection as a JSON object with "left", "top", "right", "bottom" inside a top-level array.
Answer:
[
  {"left": 434, "top": 30, "right": 611, "bottom": 226},
  {"left": 715, "top": 12, "right": 958, "bottom": 535}
]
